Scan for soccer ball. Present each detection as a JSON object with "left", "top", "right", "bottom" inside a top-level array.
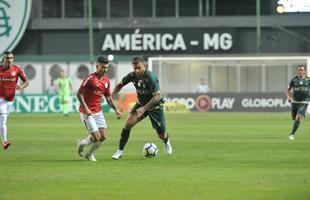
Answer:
[{"left": 143, "top": 142, "right": 158, "bottom": 157}]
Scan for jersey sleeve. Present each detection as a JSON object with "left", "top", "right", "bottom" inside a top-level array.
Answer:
[
  {"left": 79, "top": 75, "right": 92, "bottom": 93},
  {"left": 148, "top": 71, "right": 160, "bottom": 95},
  {"left": 121, "top": 72, "right": 134, "bottom": 85}
]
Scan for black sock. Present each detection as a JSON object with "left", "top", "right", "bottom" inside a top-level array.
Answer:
[
  {"left": 290, "top": 120, "right": 300, "bottom": 135},
  {"left": 163, "top": 134, "right": 169, "bottom": 143},
  {"left": 119, "top": 128, "right": 130, "bottom": 150}
]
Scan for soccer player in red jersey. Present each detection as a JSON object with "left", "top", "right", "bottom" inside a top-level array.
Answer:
[
  {"left": 77, "top": 56, "right": 122, "bottom": 161},
  {"left": 0, "top": 51, "right": 29, "bottom": 150}
]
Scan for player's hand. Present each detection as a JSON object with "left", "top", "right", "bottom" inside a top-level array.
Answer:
[
  {"left": 288, "top": 98, "right": 293, "bottom": 103},
  {"left": 16, "top": 85, "right": 21, "bottom": 90},
  {"left": 135, "top": 107, "right": 145, "bottom": 118},
  {"left": 85, "top": 108, "right": 92, "bottom": 116},
  {"left": 115, "top": 110, "right": 122, "bottom": 119}
]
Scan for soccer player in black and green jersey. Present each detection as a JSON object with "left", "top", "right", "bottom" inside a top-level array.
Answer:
[
  {"left": 286, "top": 65, "right": 310, "bottom": 140},
  {"left": 112, "top": 57, "right": 172, "bottom": 159}
]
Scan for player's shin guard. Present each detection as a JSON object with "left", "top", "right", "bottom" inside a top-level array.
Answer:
[
  {"left": 0, "top": 114, "right": 8, "bottom": 143},
  {"left": 290, "top": 120, "right": 300, "bottom": 135},
  {"left": 119, "top": 128, "right": 130, "bottom": 150}
]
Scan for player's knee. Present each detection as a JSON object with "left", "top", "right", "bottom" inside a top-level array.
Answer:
[
  {"left": 296, "top": 114, "right": 303, "bottom": 121},
  {"left": 124, "top": 123, "right": 133, "bottom": 130},
  {"left": 91, "top": 133, "right": 100, "bottom": 142}
]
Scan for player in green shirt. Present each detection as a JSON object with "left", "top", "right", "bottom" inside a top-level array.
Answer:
[
  {"left": 55, "top": 70, "right": 73, "bottom": 116},
  {"left": 285, "top": 65, "right": 310, "bottom": 140},
  {"left": 111, "top": 57, "right": 172, "bottom": 159}
]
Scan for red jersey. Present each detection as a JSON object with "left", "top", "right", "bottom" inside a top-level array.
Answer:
[
  {"left": 0, "top": 64, "right": 27, "bottom": 101},
  {"left": 79, "top": 73, "right": 111, "bottom": 114}
]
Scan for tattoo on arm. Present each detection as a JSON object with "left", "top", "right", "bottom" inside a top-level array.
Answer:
[{"left": 144, "top": 93, "right": 161, "bottom": 111}]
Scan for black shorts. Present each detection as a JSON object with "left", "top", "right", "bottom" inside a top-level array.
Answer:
[
  {"left": 291, "top": 103, "right": 308, "bottom": 120},
  {"left": 131, "top": 103, "right": 167, "bottom": 134}
]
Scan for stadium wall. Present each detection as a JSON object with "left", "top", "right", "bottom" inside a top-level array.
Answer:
[{"left": 14, "top": 27, "right": 310, "bottom": 55}]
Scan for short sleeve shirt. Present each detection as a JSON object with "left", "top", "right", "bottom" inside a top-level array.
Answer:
[
  {"left": 288, "top": 76, "right": 310, "bottom": 102},
  {"left": 0, "top": 64, "right": 27, "bottom": 101},
  {"left": 121, "top": 70, "right": 164, "bottom": 107},
  {"left": 78, "top": 73, "right": 111, "bottom": 114}
]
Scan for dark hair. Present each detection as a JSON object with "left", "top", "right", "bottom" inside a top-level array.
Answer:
[
  {"left": 96, "top": 56, "right": 109, "bottom": 64},
  {"left": 3, "top": 51, "right": 13, "bottom": 56},
  {"left": 2, "top": 51, "right": 13, "bottom": 62},
  {"left": 132, "top": 56, "right": 144, "bottom": 64},
  {"left": 297, "top": 65, "right": 306, "bottom": 70},
  {"left": 3, "top": 51, "right": 13, "bottom": 55}
]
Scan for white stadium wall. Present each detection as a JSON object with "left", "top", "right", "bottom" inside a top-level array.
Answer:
[
  {"left": 68, "top": 62, "right": 93, "bottom": 93},
  {"left": 17, "top": 62, "right": 43, "bottom": 94}
]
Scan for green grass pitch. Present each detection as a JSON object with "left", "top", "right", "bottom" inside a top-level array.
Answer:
[{"left": 0, "top": 112, "right": 310, "bottom": 200}]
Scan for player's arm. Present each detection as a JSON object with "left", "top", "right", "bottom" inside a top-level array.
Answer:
[
  {"left": 112, "top": 82, "right": 125, "bottom": 98},
  {"left": 112, "top": 73, "right": 132, "bottom": 99},
  {"left": 77, "top": 88, "right": 92, "bottom": 115},
  {"left": 144, "top": 92, "right": 161, "bottom": 111},
  {"left": 105, "top": 95, "right": 122, "bottom": 119},
  {"left": 69, "top": 78, "right": 73, "bottom": 91},
  {"left": 136, "top": 73, "right": 161, "bottom": 116},
  {"left": 16, "top": 68, "right": 29, "bottom": 90},
  {"left": 135, "top": 92, "right": 161, "bottom": 118},
  {"left": 16, "top": 80, "right": 29, "bottom": 90},
  {"left": 285, "top": 86, "right": 293, "bottom": 103}
]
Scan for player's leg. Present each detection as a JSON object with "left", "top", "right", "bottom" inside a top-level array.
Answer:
[
  {"left": 148, "top": 107, "right": 172, "bottom": 155},
  {"left": 289, "top": 103, "right": 298, "bottom": 140},
  {"left": 59, "top": 94, "right": 64, "bottom": 114},
  {"left": 289, "top": 104, "right": 307, "bottom": 140},
  {"left": 62, "top": 94, "right": 70, "bottom": 116},
  {"left": 0, "top": 113, "right": 10, "bottom": 149},
  {"left": 78, "top": 113, "right": 99, "bottom": 157},
  {"left": 112, "top": 103, "right": 146, "bottom": 159},
  {"left": 85, "top": 112, "right": 108, "bottom": 161},
  {"left": 0, "top": 100, "right": 13, "bottom": 150}
]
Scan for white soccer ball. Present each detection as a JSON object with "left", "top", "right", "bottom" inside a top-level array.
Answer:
[{"left": 143, "top": 142, "right": 158, "bottom": 157}]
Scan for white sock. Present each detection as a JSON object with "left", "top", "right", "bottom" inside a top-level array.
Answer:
[
  {"left": 0, "top": 125, "right": 7, "bottom": 143},
  {"left": 86, "top": 141, "right": 103, "bottom": 156},
  {"left": 0, "top": 114, "right": 8, "bottom": 143},
  {"left": 79, "top": 135, "right": 93, "bottom": 146}
]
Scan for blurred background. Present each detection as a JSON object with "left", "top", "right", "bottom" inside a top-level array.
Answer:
[{"left": 1, "top": 0, "right": 310, "bottom": 113}]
